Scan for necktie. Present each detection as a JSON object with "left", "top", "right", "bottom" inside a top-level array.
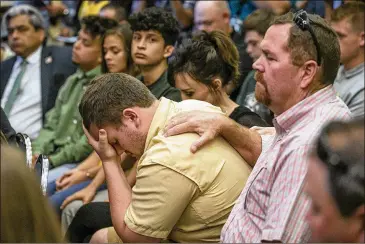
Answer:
[{"left": 4, "top": 59, "right": 28, "bottom": 116}]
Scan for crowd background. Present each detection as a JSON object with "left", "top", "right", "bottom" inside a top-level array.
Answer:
[{"left": 0, "top": 0, "right": 364, "bottom": 243}]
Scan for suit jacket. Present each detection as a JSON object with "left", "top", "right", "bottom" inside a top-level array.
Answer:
[
  {"left": 1, "top": 107, "right": 16, "bottom": 141},
  {"left": 0, "top": 45, "right": 77, "bottom": 122}
]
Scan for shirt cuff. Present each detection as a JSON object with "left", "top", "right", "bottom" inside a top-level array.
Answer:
[{"left": 124, "top": 209, "right": 170, "bottom": 239}]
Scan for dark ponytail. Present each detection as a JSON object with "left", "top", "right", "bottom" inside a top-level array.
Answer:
[{"left": 170, "top": 30, "right": 240, "bottom": 88}]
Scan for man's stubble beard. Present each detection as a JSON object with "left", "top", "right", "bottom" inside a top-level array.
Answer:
[{"left": 254, "top": 71, "right": 272, "bottom": 106}]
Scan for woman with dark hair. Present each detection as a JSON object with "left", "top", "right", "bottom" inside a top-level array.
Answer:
[
  {"left": 101, "top": 23, "right": 139, "bottom": 76},
  {"left": 170, "top": 30, "right": 268, "bottom": 128}
]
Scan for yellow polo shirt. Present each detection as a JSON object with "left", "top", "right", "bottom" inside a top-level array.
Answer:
[{"left": 108, "top": 98, "right": 252, "bottom": 242}]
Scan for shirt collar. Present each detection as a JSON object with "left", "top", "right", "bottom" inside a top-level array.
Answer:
[
  {"left": 16, "top": 45, "right": 42, "bottom": 65},
  {"left": 74, "top": 65, "right": 102, "bottom": 81},
  {"left": 139, "top": 70, "right": 167, "bottom": 85},
  {"left": 143, "top": 97, "right": 170, "bottom": 152},
  {"left": 146, "top": 70, "right": 168, "bottom": 86},
  {"left": 340, "top": 63, "right": 364, "bottom": 79},
  {"left": 274, "top": 86, "right": 337, "bottom": 134}
]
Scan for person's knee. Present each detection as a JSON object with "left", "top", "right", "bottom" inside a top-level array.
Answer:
[
  {"left": 61, "top": 200, "right": 83, "bottom": 229},
  {"left": 90, "top": 228, "right": 109, "bottom": 243},
  {"left": 62, "top": 200, "right": 83, "bottom": 218}
]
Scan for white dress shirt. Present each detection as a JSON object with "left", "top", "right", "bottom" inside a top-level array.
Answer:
[{"left": 1, "top": 46, "right": 43, "bottom": 140}]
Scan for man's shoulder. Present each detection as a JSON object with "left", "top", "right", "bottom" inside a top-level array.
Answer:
[
  {"left": 288, "top": 99, "right": 351, "bottom": 147},
  {"left": 43, "top": 45, "right": 74, "bottom": 64},
  {"left": 42, "top": 45, "right": 76, "bottom": 72},
  {"left": 139, "top": 130, "right": 249, "bottom": 192},
  {"left": 44, "top": 45, "right": 73, "bottom": 56},
  {"left": 173, "top": 99, "right": 223, "bottom": 114},
  {"left": 0, "top": 55, "right": 16, "bottom": 68}
]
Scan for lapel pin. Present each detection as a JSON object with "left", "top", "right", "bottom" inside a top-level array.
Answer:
[{"left": 45, "top": 56, "right": 53, "bottom": 64}]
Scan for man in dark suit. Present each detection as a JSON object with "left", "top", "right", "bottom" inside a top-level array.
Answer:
[{"left": 1, "top": 4, "right": 76, "bottom": 140}]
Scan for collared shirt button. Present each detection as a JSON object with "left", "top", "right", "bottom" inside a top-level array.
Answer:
[{"left": 73, "top": 119, "right": 77, "bottom": 124}]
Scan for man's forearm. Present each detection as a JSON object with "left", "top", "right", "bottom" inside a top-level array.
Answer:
[
  {"left": 126, "top": 162, "right": 137, "bottom": 187},
  {"left": 76, "top": 151, "right": 100, "bottom": 171},
  {"left": 103, "top": 161, "right": 132, "bottom": 240},
  {"left": 220, "top": 117, "right": 262, "bottom": 166}
]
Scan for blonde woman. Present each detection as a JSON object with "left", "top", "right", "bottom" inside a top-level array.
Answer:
[{"left": 1, "top": 145, "right": 64, "bottom": 243}]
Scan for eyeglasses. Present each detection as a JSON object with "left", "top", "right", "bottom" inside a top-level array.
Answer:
[{"left": 293, "top": 10, "right": 322, "bottom": 66}]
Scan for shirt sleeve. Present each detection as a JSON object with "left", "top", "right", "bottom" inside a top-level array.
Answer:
[
  {"left": 250, "top": 126, "right": 275, "bottom": 154},
  {"left": 32, "top": 89, "right": 63, "bottom": 154},
  {"left": 348, "top": 89, "right": 364, "bottom": 120},
  {"left": 260, "top": 145, "right": 312, "bottom": 243},
  {"left": 124, "top": 162, "right": 198, "bottom": 239},
  {"left": 48, "top": 134, "right": 93, "bottom": 167}
]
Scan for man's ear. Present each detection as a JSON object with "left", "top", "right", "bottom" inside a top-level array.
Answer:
[
  {"left": 122, "top": 108, "right": 141, "bottom": 128},
  {"left": 222, "top": 11, "right": 230, "bottom": 25},
  {"left": 212, "top": 78, "right": 222, "bottom": 91},
  {"left": 38, "top": 29, "right": 46, "bottom": 43},
  {"left": 300, "top": 60, "right": 318, "bottom": 89},
  {"left": 349, "top": 204, "right": 365, "bottom": 242},
  {"left": 359, "top": 31, "right": 364, "bottom": 48},
  {"left": 163, "top": 45, "right": 175, "bottom": 58}
]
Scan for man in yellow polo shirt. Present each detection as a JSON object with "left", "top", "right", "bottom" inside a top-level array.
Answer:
[{"left": 79, "top": 73, "right": 252, "bottom": 243}]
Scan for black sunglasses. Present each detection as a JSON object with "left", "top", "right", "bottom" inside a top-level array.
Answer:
[{"left": 293, "top": 10, "right": 322, "bottom": 66}]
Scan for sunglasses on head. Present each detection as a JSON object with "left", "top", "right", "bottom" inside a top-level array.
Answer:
[{"left": 293, "top": 10, "right": 322, "bottom": 66}]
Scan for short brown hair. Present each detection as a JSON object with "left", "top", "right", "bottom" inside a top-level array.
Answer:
[
  {"left": 79, "top": 73, "right": 156, "bottom": 130},
  {"left": 243, "top": 9, "right": 277, "bottom": 36},
  {"left": 331, "top": 2, "right": 365, "bottom": 33},
  {"left": 271, "top": 11, "right": 340, "bottom": 85}
]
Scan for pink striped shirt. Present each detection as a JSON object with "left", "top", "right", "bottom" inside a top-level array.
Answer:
[{"left": 221, "top": 86, "right": 351, "bottom": 243}]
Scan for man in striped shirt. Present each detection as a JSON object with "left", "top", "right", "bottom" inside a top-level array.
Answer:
[{"left": 164, "top": 10, "right": 352, "bottom": 243}]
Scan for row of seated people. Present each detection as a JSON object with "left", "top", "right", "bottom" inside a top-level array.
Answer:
[
  {"left": 63, "top": 4, "right": 364, "bottom": 242},
  {"left": 0, "top": 3, "right": 268, "bottom": 232},
  {"left": 3, "top": 0, "right": 293, "bottom": 55},
  {"left": 1, "top": 107, "right": 364, "bottom": 243},
  {"left": 5, "top": 0, "right": 347, "bottom": 56},
  {"left": 1, "top": 1, "right": 364, "bottom": 243}
]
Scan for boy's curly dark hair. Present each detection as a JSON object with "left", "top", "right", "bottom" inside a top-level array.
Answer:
[
  {"left": 81, "top": 15, "right": 118, "bottom": 40},
  {"left": 170, "top": 30, "right": 240, "bottom": 88},
  {"left": 128, "top": 7, "right": 180, "bottom": 46}
]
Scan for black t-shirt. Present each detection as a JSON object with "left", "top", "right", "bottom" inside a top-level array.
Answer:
[
  {"left": 138, "top": 70, "right": 182, "bottom": 102},
  {"left": 229, "top": 105, "right": 269, "bottom": 128}
]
